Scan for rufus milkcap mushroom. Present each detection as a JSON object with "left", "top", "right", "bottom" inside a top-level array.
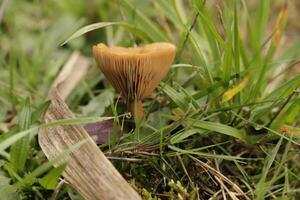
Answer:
[{"left": 93, "top": 43, "right": 176, "bottom": 120}]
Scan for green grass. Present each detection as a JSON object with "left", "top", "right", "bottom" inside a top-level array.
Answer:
[{"left": 1, "top": 0, "right": 300, "bottom": 199}]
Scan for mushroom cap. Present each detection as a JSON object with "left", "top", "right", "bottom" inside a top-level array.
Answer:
[{"left": 93, "top": 43, "right": 176, "bottom": 100}]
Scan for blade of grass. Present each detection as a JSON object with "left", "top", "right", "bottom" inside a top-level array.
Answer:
[
  {"left": 170, "top": 129, "right": 205, "bottom": 144},
  {"left": 155, "top": 0, "right": 183, "bottom": 28},
  {"left": 185, "top": 118, "right": 250, "bottom": 143},
  {"left": 256, "top": 0, "right": 270, "bottom": 44},
  {"left": 118, "top": 0, "right": 168, "bottom": 41},
  {"left": 263, "top": 75, "right": 300, "bottom": 101},
  {"left": 251, "top": 3, "right": 288, "bottom": 100},
  {"left": 10, "top": 97, "right": 32, "bottom": 172},
  {"left": 233, "top": 1, "right": 241, "bottom": 84},
  {"left": 160, "top": 83, "right": 193, "bottom": 112},
  {"left": 255, "top": 137, "right": 283, "bottom": 200},
  {"left": 194, "top": 5, "right": 225, "bottom": 49},
  {"left": 168, "top": 145, "right": 246, "bottom": 161},
  {"left": 20, "top": 140, "right": 86, "bottom": 187},
  {"left": 61, "top": 22, "right": 152, "bottom": 45},
  {"left": 188, "top": 32, "right": 214, "bottom": 84},
  {"left": 0, "top": 127, "right": 38, "bottom": 152},
  {"left": 39, "top": 163, "right": 67, "bottom": 190}
]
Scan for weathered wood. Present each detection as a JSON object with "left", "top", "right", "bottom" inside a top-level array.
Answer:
[{"left": 39, "top": 89, "right": 142, "bottom": 200}]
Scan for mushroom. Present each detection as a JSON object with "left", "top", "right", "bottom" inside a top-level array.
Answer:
[{"left": 93, "top": 43, "right": 176, "bottom": 120}]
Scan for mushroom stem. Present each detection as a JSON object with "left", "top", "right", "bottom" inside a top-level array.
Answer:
[{"left": 128, "top": 100, "right": 143, "bottom": 120}]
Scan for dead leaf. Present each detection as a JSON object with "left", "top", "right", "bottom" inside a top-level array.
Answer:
[
  {"left": 51, "top": 51, "right": 89, "bottom": 100},
  {"left": 39, "top": 89, "right": 141, "bottom": 200},
  {"left": 222, "top": 76, "right": 249, "bottom": 102}
]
